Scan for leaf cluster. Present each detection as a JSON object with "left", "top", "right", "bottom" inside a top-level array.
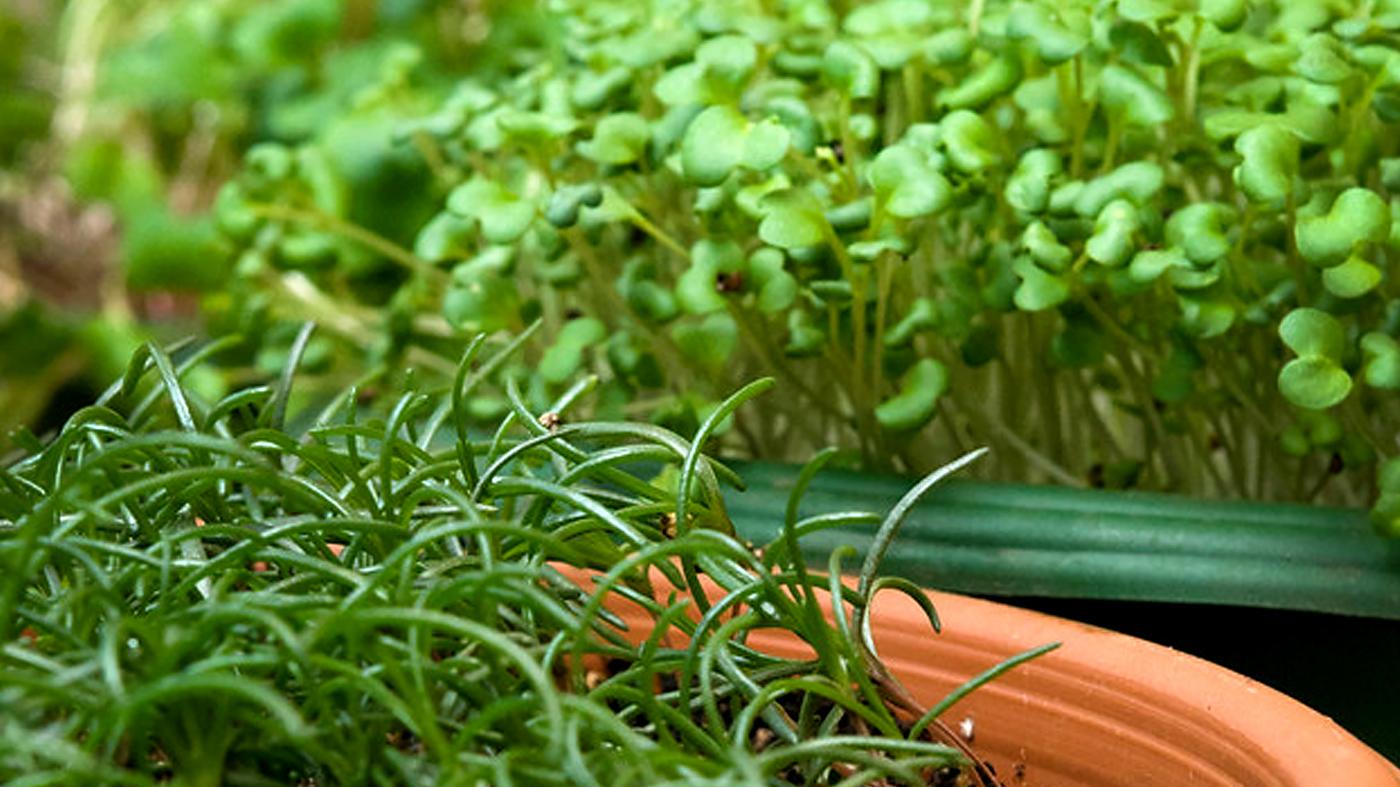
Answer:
[{"left": 197, "top": 0, "right": 1400, "bottom": 528}]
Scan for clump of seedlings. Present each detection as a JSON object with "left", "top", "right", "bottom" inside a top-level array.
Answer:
[
  {"left": 0, "top": 329, "right": 1051, "bottom": 786},
  {"left": 200, "top": 0, "right": 1400, "bottom": 530}
]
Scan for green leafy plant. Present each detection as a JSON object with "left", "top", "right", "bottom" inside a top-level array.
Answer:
[
  {"left": 0, "top": 332, "right": 1051, "bottom": 786},
  {"left": 193, "top": 0, "right": 1400, "bottom": 532},
  {"left": 0, "top": 0, "right": 556, "bottom": 450}
]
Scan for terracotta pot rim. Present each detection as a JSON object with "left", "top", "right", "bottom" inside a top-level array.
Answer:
[{"left": 555, "top": 564, "right": 1398, "bottom": 786}]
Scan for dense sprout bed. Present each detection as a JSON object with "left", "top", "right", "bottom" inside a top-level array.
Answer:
[{"left": 188, "top": 0, "right": 1400, "bottom": 527}]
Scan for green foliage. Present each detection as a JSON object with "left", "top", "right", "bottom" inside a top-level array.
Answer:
[
  {"left": 0, "top": 339, "right": 1045, "bottom": 784},
  {"left": 29, "top": 0, "right": 1400, "bottom": 527}
]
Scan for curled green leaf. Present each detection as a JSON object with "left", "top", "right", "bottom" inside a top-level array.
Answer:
[
  {"left": 875, "top": 358, "right": 949, "bottom": 431},
  {"left": 823, "top": 41, "right": 879, "bottom": 98},
  {"left": 1021, "top": 221, "right": 1072, "bottom": 271},
  {"left": 937, "top": 54, "right": 1021, "bottom": 109},
  {"left": 1322, "top": 255, "right": 1382, "bottom": 299},
  {"left": 1280, "top": 307, "right": 1346, "bottom": 359},
  {"left": 1361, "top": 332, "right": 1400, "bottom": 389},
  {"left": 1012, "top": 257, "right": 1071, "bottom": 311},
  {"left": 1279, "top": 357, "right": 1352, "bottom": 410},
  {"left": 868, "top": 145, "right": 951, "bottom": 218},
  {"left": 1295, "top": 188, "right": 1389, "bottom": 267},
  {"left": 1128, "top": 247, "right": 1190, "bottom": 283},
  {"left": 1233, "top": 124, "right": 1298, "bottom": 209},
  {"left": 1165, "top": 203, "right": 1235, "bottom": 265},
  {"left": 1005, "top": 148, "right": 1063, "bottom": 214},
  {"left": 1086, "top": 199, "right": 1140, "bottom": 267},
  {"left": 884, "top": 298, "right": 936, "bottom": 347},
  {"left": 940, "top": 110, "right": 1002, "bottom": 174}
]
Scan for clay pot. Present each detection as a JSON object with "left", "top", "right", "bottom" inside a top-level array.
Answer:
[{"left": 557, "top": 565, "right": 1399, "bottom": 786}]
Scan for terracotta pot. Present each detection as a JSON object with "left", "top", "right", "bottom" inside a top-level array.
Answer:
[{"left": 557, "top": 565, "right": 1399, "bottom": 786}]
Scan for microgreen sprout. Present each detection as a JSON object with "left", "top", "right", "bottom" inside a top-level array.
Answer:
[{"left": 178, "top": 0, "right": 1400, "bottom": 531}]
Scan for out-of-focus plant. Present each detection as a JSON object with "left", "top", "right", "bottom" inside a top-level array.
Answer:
[
  {"left": 216, "top": 0, "right": 1400, "bottom": 531},
  {"left": 1, "top": 0, "right": 547, "bottom": 449}
]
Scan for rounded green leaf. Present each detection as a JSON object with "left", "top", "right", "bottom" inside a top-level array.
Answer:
[
  {"left": 1371, "top": 493, "right": 1400, "bottom": 537},
  {"left": 1322, "top": 255, "right": 1382, "bottom": 298},
  {"left": 1279, "top": 357, "right": 1352, "bottom": 409},
  {"left": 680, "top": 106, "right": 747, "bottom": 187},
  {"left": 1295, "top": 188, "right": 1390, "bottom": 267},
  {"left": 672, "top": 312, "right": 738, "bottom": 372},
  {"left": 447, "top": 178, "right": 536, "bottom": 244},
  {"left": 884, "top": 298, "right": 936, "bottom": 347},
  {"left": 1128, "top": 247, "right": 1190, "bottom": 283},
  {"left": 676, "top": 239, "right": 743, "bottom": 315},
  {"left": 924, "top": 29, "right": 973, "bottom": 65},
  {"left": 697, "top": 34, "right": 758, "bottom": 91},
  {"left": 743, "top": 117, "right": 792, "bottom": 170},
  {"left": 868, "top": 145, "right": 951, "bottom": 218},
  {"left": 747, "top": 248, "right": 798, "bottom": 314},
  {"left": 1086, "top": 199, "right": 1140, "bottom": 267},
  {"left": 1021, "top": 221, "right": 1072, "bottom": 271},
  {"left": 758, "top": 189, "right": 828, "bottom": 248},
  {"left": 414, "top": 212, "right": 475, "bottom": 262},
  {"left": 825, "top": 199, "right": 873, "bottom": 233},
  {"left": 1279, "top": 307, "right": 1345, "bottom": 359},
  {"left": 785, "top": 309, "right": 826, "bottom": 357},
  {"left": 1361, "top": 332, "right": 1400, "bottom": 389},
  {"left": 1295, "top": 33, "right": 1352, "bottom": 84},
  {"left": 680, "top": 106, "right": 789, "bottom": 187},
  {"left": 496, "top": 110, "right": 579, "bottom": 144},
  {"left": 213, "top": 182, "right": 261, "bottom": 241},
  {"left": 444, "top": 250, "right": 518, "bottom": 332},
  {"left": 1200, "top": 0, "right": 1247, "bottom": 30},
  {"left": 1012, "top": 257, "right": 1071, "bottom": 311},
  {"left": 544, "top": 183, "right": 604, "bottom": 228},
  {"left": 1280, "top": 425, "right": 1311, "bottom": 457},
  {"left": 654, "top": 63, "right": 707, "bottom": 107},
  {"left": 572, "top": 66, "right": 632, "bottom": 110},
  {"left": 1165, "top": 203, "right": 1235, "bottom": 265},
  {"left": 1108, "top": 20, "right": 1174, "bottom": 66},
  {"left": 1233, "top": 125, "right": 1298, "bottom": 209},
  {"left": 822, "top": 41, "right": 879, "bottom": 98},
  {"left": 1178, "top": 297, "right": 1236, "bottom": 339}
]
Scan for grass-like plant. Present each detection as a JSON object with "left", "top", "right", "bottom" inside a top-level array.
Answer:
[
  {"left": 0, "top": 329, "right": 1051, "bottom": 786},
  {"left": 193, "top": 0, "right": 1400, "bottom": 530}
]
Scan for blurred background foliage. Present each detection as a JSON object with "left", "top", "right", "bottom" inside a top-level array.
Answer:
[{"left": 0, "top": 0, "right": 544, "bottom": 448}]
